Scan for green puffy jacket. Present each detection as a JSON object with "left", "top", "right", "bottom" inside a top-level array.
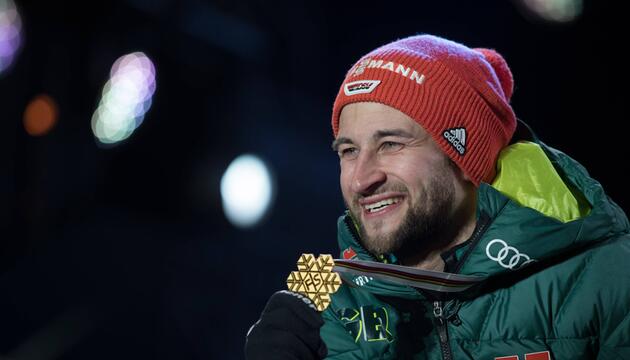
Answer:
[{"left": 320, "top": 140, "right": 630, "bottom": 359}]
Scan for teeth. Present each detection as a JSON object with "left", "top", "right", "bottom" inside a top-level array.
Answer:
[{"left": 364, "top": 198, "right": 400, "bottom": 213}]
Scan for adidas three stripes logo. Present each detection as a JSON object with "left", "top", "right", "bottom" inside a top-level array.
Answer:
[{"left": 443, "top": 127, "right": 467, "bottom": 155}]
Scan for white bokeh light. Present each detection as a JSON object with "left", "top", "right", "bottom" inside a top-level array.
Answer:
[
  {"left": 221, "top": 154, "right": 274, "bottom": 228},
  {"left": 0, "top": 0, "right": 22, "bottom": 74},
  {"left": 91, "top": 52, "right": 156, "bottom": 145},
  {"left": 519, "top": 0, "right": 583, "bottom": 23}
]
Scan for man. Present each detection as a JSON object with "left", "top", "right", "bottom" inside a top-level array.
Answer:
[{"left": 245, "top": 34, "right": 630, "bottom": 359}]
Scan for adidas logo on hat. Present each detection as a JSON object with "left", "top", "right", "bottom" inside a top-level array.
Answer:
[{"left": 443, "top": 127, "right": 467, "bottom": 155}]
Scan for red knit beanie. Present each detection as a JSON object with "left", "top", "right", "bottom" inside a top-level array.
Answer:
[{"left": 331, "top": 35, "right": 517, "bottom": 186}]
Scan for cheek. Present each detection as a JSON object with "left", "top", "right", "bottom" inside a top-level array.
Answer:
[
  {"left": 393, "top": 154, "right": 445, "bottom": 179},
  {"left": 339, "top": 168, "right": 352, "bottom": 194},
  {"left": 339, "top": 166, "right": 359, "bottom": 204},
  {"left": 389, "top": 161, "right": 440, "bottom": 196}
]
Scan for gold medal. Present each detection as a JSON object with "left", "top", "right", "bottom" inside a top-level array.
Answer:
[{"left": 286, "top": 254, "right": 341, "bottom": 311}]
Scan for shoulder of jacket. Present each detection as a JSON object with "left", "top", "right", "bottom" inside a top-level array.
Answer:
[{"left": 569, "top": 234, "right": 630, "bottom": 284}]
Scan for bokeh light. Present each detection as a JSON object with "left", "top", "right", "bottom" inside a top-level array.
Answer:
[
  {"left": 23, "top": 94, "right": 59, "bottom": 136},
  {"left": 91, "top": 52, "right": 156, "bottom": 145},
  {"left": 220, "top": 154, "right": 275, "bottom": 228},
  {"left": 518, "top": 0, "right": 583, "bottom": 23},
  {"left": 0, "top": 0, "right": 22, "bottom": 74}
]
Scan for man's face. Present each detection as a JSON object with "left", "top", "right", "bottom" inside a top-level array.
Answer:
[{"left": 334, "top": 102, "right": 465, "bottom": 256}]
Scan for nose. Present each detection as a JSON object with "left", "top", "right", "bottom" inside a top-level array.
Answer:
[{"left": 351, "top": 152, "right": 386, "bottom": 195}]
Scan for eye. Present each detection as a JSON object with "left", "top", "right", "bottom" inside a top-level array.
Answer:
[
  {"left": 381, "top": 141, "right": 403, "bottom": 152},
  {"left": 338, "top": 147, "right": 358, "bottom": 159}
]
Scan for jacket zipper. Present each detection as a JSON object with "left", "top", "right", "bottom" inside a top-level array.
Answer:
[
  {"left": 433, "top": 301, "right": 453, "bottom": 360},
  {"left": 452, "top": 212, "right": 491, "bottom": 274},
  {"left": 430, "top": 215, "right": 491, "bottom": 360}
]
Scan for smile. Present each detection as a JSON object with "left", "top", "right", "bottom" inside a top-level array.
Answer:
[{"left": 363, "top": 197, "right": 403, "bottom": 213}]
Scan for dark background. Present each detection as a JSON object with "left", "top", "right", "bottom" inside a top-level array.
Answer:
[{"left": 0, "top": 0, "right": 625, "bottom": 359}]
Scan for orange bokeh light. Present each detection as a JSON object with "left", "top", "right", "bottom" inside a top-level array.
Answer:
[{"left": 23, "top": 94, "right": 59, "bottom": 136}]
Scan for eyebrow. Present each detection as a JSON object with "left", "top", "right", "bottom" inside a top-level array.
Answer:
[
  {"left": 331, "top": 128, "right": 414, "bottom": 151},
  {"left": 331, "top": 137, "right": 352, "bottom": 152}
]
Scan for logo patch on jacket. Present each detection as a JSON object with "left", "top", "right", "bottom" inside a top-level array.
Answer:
[
  {"left": 495, "top": 350, "right": 551, "bottom": 360},
  {"left": 342, "top": 247, "right": 358, "bottom": 260},
  {"left": 338, "top": 306, "right": 393, "bottom": 343},
  {"left": 353, "top": 275, "right": 373, "bottom": 286},
  {"left": 485, "top": 238, "right": 536, "bottom": 270}
]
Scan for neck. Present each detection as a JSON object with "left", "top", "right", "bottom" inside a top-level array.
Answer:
[{"left": 399, "top": 217, "right": 477, "bottom": 271}]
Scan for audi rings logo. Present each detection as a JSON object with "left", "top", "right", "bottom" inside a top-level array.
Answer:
[{"left": 485, "top": 239, "right": 536, "bottom": 270}]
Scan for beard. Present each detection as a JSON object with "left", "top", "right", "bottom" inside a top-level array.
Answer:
[{"left": 347, "top": 167, "right": 456, "bottom": 258}]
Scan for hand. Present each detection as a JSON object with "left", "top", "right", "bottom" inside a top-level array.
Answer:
[{"left": 245, "top": 290, "right": 328, "bottom": 360}]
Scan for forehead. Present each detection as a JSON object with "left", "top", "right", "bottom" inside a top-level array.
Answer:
[{"left": 337, "top": 102, "right": 427, "bottom": 138}]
